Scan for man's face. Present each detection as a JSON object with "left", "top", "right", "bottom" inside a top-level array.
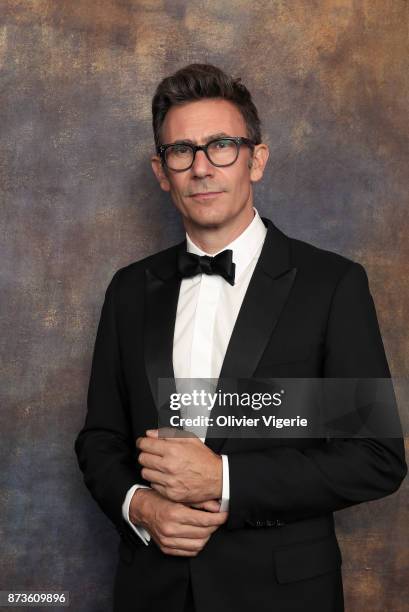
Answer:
[{"left": 151, "top": 98, "right": 268, "bottom": 230}]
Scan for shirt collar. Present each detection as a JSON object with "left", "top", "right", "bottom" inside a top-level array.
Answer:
[{"left": 185, "top": 207, "right": 267, "bottom": 282}]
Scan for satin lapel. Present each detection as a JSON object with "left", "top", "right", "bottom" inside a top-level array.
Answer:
[
  {"left": 144, "top": 241, "right": 185, "bottom": 426},
  {"left": 205, "top": 218, "right": 298, "bottom": 453}
]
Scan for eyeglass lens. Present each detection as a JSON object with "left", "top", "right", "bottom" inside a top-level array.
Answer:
[{"left": 165, "top": 139, "right": 238, "bottom": 170}]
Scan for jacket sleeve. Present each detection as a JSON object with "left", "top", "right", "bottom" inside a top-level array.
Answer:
[
  {"left": 74, "top": 270, "right": 143, "bottom": 536},
  {"left": 226, "top": 262, "right": 407, "bottom": 530}
]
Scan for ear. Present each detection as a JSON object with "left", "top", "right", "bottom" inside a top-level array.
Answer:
[
  {"left": 249, "top": 144, "right": 269, "bottom": 183},
  {"left": 151, "top": 155, "right": 171, "bottom": 192}
]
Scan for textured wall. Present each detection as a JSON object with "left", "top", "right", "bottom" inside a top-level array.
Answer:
[{"left": 1, "top": 1, "right": 408, "bottom": 610}]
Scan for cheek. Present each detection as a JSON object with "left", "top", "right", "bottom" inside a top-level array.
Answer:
[
  {"left": 231, "top": 167, "right": 251, "bottom": 194},
  {"left": 169, "top": 178, "right": 187, "bottom": 200}
]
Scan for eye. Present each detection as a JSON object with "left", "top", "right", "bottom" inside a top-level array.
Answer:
[
  {"left": 170, "top": 144, "right": 191, "bottom": 156},
  {"left": 213, "top": 139, "right": 234, "bottom": 149}
]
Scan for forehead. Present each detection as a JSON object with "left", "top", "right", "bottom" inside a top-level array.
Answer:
[{"left": 161, "top": 98, "right": 247, "bottom": 144}]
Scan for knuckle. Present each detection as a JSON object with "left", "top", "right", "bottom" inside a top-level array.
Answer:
[
  {"left": 167, "top": 475, "right": 177, "bottom": 487},
  {"left": 166, "top": 488, "right": 176, "bottom": 501},
  {"left": 167, "top": 507, "right": 177, "bottom": 521},
  {"left": 161, "top": 525, "right": 172, "bottom": 538},
  {"left": 168, "top": 488, "right": 181, "bottom": 502},
  {"left": 169, "top": 504, "right": 182, "bottom": 520}
]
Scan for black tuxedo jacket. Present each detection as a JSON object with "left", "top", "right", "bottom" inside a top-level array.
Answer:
[{"left": 75, "top": 217, "right": 407, "bottom": 612}]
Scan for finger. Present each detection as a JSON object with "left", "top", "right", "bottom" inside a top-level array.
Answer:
[
  {"left": 189, "top": 499, "right": 221, "bottom": 512},
  {"left": 181, "top": 525, "right": 219, "bottom": 538},
  {"left": 138, "top": 451, "right": 164, "bottom": 471},
  {"left": 160, "top": 547, "right": 199, "bottom": 557},
  {"left": 156, "top": 426, "right": 182, "bottom": 439},
  {"left": 157, "top": 427, "right": 199, "bottom": 442},
  {"left": 136, "top": 436, "right": 167, "bottom": 456},
  {"left": 151, "top": 483, "right": 168, "bottom": 498},
  {"left": 185, "top": 509, "right": 229, "bottom": 527},
  {"left": 162, "top": 524, "right": 215, "bottom": 539},
  {"left": 141, "top": 468, "right": 166, "bottom": 485},
  {"left": 160, "top": 536, "right": 208, "bottom": 552},
  {"left": 145, "top": 429, "right": 159, "bottom": 438}
]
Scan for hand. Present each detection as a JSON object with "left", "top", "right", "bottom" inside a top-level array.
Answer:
[
  {"left": 129, "top": 488, "right": 228, "bottom": 557},
  {"left": 136, "top": 429, "right": 223, "bottom": 504}
]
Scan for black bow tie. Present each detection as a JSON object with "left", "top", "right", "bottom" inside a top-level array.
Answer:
[{"left": 177, "top": 249, "right": 236, "bottom": 286}]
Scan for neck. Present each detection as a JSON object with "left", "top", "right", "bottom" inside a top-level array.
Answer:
[{"left": 184, "top": 205, "right": 255, "bottom": 255}]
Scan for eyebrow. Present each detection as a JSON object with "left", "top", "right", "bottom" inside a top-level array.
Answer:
[{"left": 171, "top": 132, "right": 232, "bottom": 145}]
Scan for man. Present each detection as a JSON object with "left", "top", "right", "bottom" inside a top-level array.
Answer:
[{"left": 74, "top": 64, "right": 407, "bottom": 612}]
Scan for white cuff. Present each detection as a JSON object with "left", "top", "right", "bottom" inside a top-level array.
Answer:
[
  {"left": 122, "top": 484, "right": 151, "bottom": 546},
  {"left": 219, "top": 454, "right": 230, "bottom": 512}
]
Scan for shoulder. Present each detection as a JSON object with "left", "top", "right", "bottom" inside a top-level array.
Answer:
[
  {"left": 106, "top": 241, "right": 182, "bottom": 292},
  {"left": 287, "top": 233, "right": 368, "bottom": 289},
  {"left": 263, "top": 216, "right": 367, "bottom": 287}
]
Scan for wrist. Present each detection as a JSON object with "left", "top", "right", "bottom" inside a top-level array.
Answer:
[{"left": 129, "top": 487, "right": 153, "bottom": 527}]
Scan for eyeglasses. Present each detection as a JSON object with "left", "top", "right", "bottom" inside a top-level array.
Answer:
[{"left": 157, "top": 136, "right": 256, "bottom": 172}]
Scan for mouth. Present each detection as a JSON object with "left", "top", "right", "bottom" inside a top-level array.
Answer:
[{"left": 190, "top": 191, "right": 224, "bottom": 200}]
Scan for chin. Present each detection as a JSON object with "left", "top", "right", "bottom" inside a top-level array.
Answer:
[
  {"left": 188, "top": 209, "right": 229, "bottom": 229},
  {"left": 184, "top": 202, "right": 234, "bottom": 229}
]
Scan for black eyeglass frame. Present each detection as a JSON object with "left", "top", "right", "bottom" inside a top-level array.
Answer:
[{"left": 156, "top": 136, "right": 256, "bottom": 172}]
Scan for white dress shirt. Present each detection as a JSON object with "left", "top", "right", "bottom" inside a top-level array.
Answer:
[{"left": 122, "top": 207, "right": 267, "bottom": 545}]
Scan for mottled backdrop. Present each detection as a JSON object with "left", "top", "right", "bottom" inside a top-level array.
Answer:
[{"left": 1, "top": 1, "right": 408, "bottom": 611}]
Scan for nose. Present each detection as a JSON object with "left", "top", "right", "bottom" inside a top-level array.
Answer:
[{"left": 191, "top": 148, "right": 214, "bottom": 177}]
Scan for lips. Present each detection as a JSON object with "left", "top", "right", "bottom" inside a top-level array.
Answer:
[{"left": 191, "top": 191, "right": 223, "bottom": 198}]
